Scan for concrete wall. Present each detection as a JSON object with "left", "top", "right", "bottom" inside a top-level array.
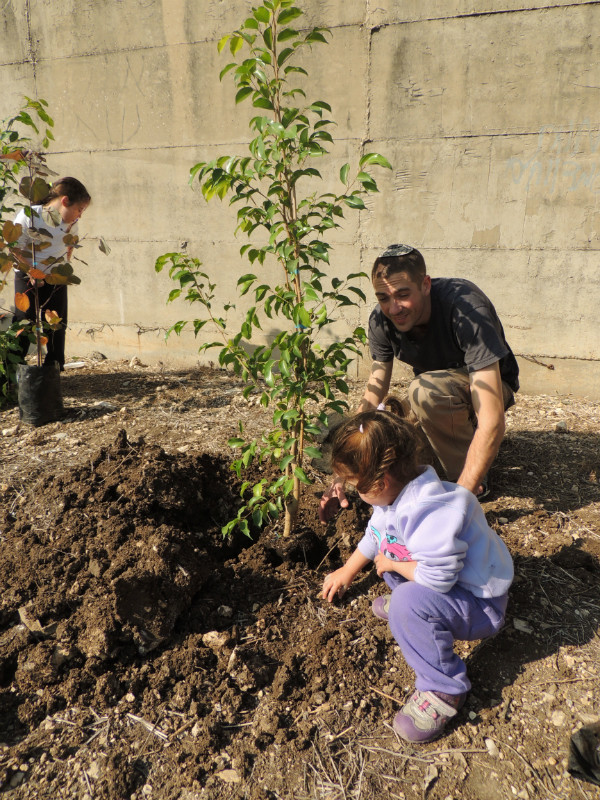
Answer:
[{"left": 1, "top": 1, "right": 599, "bottom": 398}]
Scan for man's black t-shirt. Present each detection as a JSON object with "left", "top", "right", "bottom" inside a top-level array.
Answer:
[{"left": 368, "top": 277, "right": 520, "bottom": 392}]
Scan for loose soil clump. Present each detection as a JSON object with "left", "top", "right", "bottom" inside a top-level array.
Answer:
[{"left": 0, "top": 359, "right": 599, "bottom": 800}]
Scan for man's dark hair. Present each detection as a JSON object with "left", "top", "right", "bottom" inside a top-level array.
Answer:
[{"left": 371, "top": 244, "right": 427, "bottom": 286}]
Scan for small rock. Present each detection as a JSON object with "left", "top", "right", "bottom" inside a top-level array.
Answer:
[
  {"left": 202, "top": 630, "right": 230, "bottom": 650},
  {"left": 1, "top": 426, "right": 18, "bottom": 437},
  {"left": 9, "top": 772, "right": 25, "bottom": 788},
  {"left": 513, "top": 618, "right": 534, "bottom": 634},
  {"left": 342, "top": 701, "right": 353, "bottom": 711},
  {"left": 90, "top": 351, "right": 107, "bottom": 360},
  {"left": 498, "top": 517, "right": 509, "bottom": 525},
  {"left": 555, "top": 421, "right": 568, "bottom": 433},
  {"left": 125, "top": 692, "right": 135, "bottom": 703},
  {"left": 485, "top": 738, "right": 500, "bottom": 757},
  {"left": 87, "top": 761, "right": 101, "bottom": 780},
  {"left": 216, "top": 769, "right": 241, "bottom": 784},
  {"left": 52, "top": 645, "right": 76, "bottom": 668},
  {"left": 551, "top": 710, "right": 566, "bottom": 726},
  {"left": 92, "top": 401, "right": 116, "bottom": 412},
  {"left": 218, "top": 605, "right": 233, "bottom": 618},
  {"left": 129, "top": 356, "right": 143, "bottom": 367},
  {"left": 64, "top": 361, "right": 86, "bottom": 370}
]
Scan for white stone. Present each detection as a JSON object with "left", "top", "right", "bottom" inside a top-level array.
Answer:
[
  {"left": 485, "top": 738, "right": 500, "bottom": 757},
  {"left": 551, "top": 710, "right": 566, "bottom": 726},
  {"left": 216, "top": 769, "right": 241, "bottom": 784}
]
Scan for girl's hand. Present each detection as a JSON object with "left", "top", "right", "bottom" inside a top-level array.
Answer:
[
  {"left": 374, "top": 553, "right": 397, "bottom": 577},
  {"left": 322, "top": 568, "right": 352, "bottom": 603},
  {"left": 374, "top": 553, "right": 417, "bottom": 581}
]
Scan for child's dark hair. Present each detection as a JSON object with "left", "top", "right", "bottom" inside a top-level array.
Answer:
[
  {"left": 40, "top": 177, "right": 91, "bottom": 207},
  {"left": 331, "top": 396, "right": 422, "bottom": 494}
]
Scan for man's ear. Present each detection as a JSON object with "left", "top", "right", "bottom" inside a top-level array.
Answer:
[{"left": 421, "top": 275, "right": 432, "bottom": 295}]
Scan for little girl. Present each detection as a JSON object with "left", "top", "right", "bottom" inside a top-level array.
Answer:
[
  {"left": 12, "top": 176, "right": 91, "bottom": 369},
  {"left": 321, "top": 405, "right": 513, "bottom": 743}
]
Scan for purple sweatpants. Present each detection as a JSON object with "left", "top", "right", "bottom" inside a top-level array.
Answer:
[{"left": 383, "top": 573, "right": 508, "bottom": 696}]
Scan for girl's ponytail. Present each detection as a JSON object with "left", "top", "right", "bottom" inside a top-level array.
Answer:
[{"left": 331, "top": 402, "right": 423, "bottom": 495}]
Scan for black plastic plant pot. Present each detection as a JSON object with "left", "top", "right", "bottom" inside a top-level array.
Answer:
[{"left": 16, "top": 362, "right": 64, "bottom": 426}]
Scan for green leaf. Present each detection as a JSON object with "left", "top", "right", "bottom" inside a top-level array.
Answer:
[
  {"left": 339, "top": 163, "right": 350, "bottom": 184},
  {"left": 294, "top": 466, "right": 311, "bottom": 485},
  {"left": 235, "top": 86, "right": 253, "bottom": 104},
  {"left": 344, "top": 195, "right": 366, "bottom": 209},
  {"left": 279, "top": 453, "right": 294, "bottom": 471},
  {"left": 359, "top": 152, "right": 392, "bottom": 169},
  {"left": 254, "top": 6, "right": 271, "bottom": 22},
  {"left": 230, "top": 35, "right": 244, "bottom": 55},
  {"left": 277, "top": 28, "right": 299, "bottom": 42},
  {"left": 304, "top": 446, "right": 322, "bottom": 459},
  {"left": 278, "top": 8, "right": 303, "bottom": 24}
]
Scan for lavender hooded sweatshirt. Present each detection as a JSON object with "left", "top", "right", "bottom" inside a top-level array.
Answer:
[{"left": 357, "top": 466, "right": 513, "bottom": 598}]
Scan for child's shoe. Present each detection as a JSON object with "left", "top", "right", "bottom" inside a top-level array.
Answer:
[
  {"left": 393, "top": 689, "right": 466, "bottom": 743},
  {"left": 371, "top": 594, "right": 391, "bottom": 621}
]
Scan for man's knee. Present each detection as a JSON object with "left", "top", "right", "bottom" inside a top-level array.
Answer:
[{"left": 408, "top": 370, "right": 472, "bottom": 422}]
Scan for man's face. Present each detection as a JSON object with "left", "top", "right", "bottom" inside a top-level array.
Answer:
[{"left": 373, "top": 270, "right": 432, "bottom": 332}]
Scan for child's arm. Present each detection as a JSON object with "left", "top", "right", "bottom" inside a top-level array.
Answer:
[
  {"left": 322, "top": 549, "right": 371, "bottom": 603},
  {"left": 374, "top": 553, "right": 417, "bottom": 581}
]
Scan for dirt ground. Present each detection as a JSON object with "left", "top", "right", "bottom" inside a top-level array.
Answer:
[{"left": 0, "top": 357, "right": 599, "bottom": 800}]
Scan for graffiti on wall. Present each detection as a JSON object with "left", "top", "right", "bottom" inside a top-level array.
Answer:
[{"left": 507, "top": 119, "right": 600, "bottom": 195}]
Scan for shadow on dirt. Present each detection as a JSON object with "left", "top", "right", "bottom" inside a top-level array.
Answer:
[
  {"left": 493, "top": 430, "right": 600, "bottom": 514},
  {"left": 464, "top": 541, "right": 600, "bottom": 716}
]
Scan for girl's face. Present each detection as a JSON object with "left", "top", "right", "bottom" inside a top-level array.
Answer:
[
  {"left": 346, "top": 474, "right": 400, "bottom": 507},
  {"left": 49, "top": 196, "right": 89, "bottom": 225}
]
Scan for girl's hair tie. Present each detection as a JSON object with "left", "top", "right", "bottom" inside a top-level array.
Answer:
[
  {"left": 377, "top": 402, "right": 386, "bottom": 410},
  {"left": 359, "top": 423, "right": 364, "bottom": 434}
]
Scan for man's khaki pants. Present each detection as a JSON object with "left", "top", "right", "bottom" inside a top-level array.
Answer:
[{"left": 408, "top": 368, "right": 514, "bottom": 482}]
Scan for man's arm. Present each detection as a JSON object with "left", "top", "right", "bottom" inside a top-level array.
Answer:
[
  {"left": 457, "top": 362, "right": 506, "bottom": 494},
  {"left": 357, "top": 360, "right": 393, "bottom": 413}
]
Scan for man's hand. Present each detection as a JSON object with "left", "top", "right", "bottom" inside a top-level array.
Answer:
[{"left": 318, "top": 476, "right": 349, "bottom": 524}]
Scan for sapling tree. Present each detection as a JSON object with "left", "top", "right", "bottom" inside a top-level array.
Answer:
[
  {"left": 0, "top": 97, "right": 109, "bottom": 403},
  {"left": 156, "top": 0, "right": 391, "bottom": 537},
  {"left": 0, "top": 97, "right": 57, "bottom": 401}
]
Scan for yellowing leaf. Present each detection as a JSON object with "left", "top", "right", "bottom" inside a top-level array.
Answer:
[
  {"left": 44, "top": 272, "right": 69, "bottom": 285},
  {"left": 29, "top": 268, "right": 47, "bottom": 280},
  {"left": 0, "top": 253, "right": 13, "bottom": 273},
  {"left": 15, "top": 292, "right": 30, "bottom": 312},
  {"left": 39, "top": 336, "right": 48, "bottom": 345},
  {"left": 2, "top": 220, "right": 22, "bottom": 242},
  {"left": 19, "top": 176, "right": 50, "bottom": 203},
  {"left": 41, "top": 207, "right": 61, "bottom": 227},
  {"left": 44, "top": 309, "right": 62, "bottom": 329}
]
